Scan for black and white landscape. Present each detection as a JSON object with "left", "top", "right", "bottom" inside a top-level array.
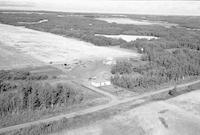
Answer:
[{"left": 0, "top": 1, "right": 200, "bottom": 135}]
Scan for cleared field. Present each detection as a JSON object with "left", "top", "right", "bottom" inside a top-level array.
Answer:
[
  {"left": 168, "top": 90, "right": 200, "bottom": 117},
  {"left": 53, "top": 90, "right": 200, "bottom": 135},
  {"left": 0, "top": 23, "right": 139, "bottom": 69},
  {"left": 0, "top": 42, "right": 44, "bottom": 69},
  {"left": 100, "top": 85, "right": 138, "bottom": 100},
  {"left": 65, "top": 60, "right": 111, "bottom": 80}
]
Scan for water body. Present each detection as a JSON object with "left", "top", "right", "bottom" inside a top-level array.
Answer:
[
  {"left": 96, "top": 18, "right": 177, "bottom": 28},
  {"left": 18, "top": 19, "right": 48, "bottom": 24},
  {"left": 95, "top": 34, "right": 157, "bottom": 42},
  {"left": 96, "top": 18, "right": 152, "bottom": 25}
]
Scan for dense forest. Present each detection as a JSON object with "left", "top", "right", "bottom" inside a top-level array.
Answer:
[
  {"left": 111, "top": 38, "right": 200, "bottom": 89},
  {"left": 0, "top": 70, "right": 84, "bottom": 117}
]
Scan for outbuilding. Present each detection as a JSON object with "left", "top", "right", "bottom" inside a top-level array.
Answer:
[{"left": 91, "top": 81, "right": 111, "bottom": 87}]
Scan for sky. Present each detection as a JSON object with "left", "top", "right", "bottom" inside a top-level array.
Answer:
[{"left": 0, "top": 0, "right": 200, "bottom": 16}]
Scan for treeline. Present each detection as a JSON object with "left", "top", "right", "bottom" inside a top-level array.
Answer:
[
  {"left": 0, "top": 70, "right": 48, "bottom": 81},
  {"left": 122, "top": 37, "right": 200, "bottom": 51},
  {"left": 0, "top": 82, "right": 84, "bottom": 116},
  {"left": 81, "top": 35, "right": 126, "bottom": 46},
  {"left": 0, "top": 70, "right": 49, "bottom": 94}
]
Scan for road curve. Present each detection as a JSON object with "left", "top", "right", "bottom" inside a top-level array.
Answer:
[{"left": 0, "top": 79, "right": 200, "bottom": 134}]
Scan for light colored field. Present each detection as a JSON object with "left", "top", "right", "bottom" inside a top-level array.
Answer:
[
  {"left": 0, "top": 24, "right": 138, "bottom": 67},
  {"left": 95, "top": 34, "right": 157, "bottom": 42},
  {"left": 65, "top": 60, "right": 111, "bottom": 80},
  {"left": 53, "top": 90, "right": 200, "bottom": 135},
  {"left": 168, "top": 90, "right": 200, "bottom": 117},
  {"left": 0, "top": 42, "right": 44, "bottom": 69}
]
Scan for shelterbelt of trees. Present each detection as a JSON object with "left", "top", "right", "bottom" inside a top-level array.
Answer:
[
  {"left": 111, "top": 37, "right": 200, "bottom": 90},
  {"left": 0, "top": 70, "right": 84, "bottom": 117}
]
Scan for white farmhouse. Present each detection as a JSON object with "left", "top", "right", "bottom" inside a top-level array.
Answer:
[{"left": 91, "top": 81, "right": 111, "bottom": 87}]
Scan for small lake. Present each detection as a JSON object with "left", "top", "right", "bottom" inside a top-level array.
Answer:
[
  {"left": 95, "top": 34, "right": 158, "bottom": 42},
  {"left": 96, "top": 17, "right": 177, "bottom": 28},
  {"left": 18, "top": 19, "right": 48, "bottom": 25}
]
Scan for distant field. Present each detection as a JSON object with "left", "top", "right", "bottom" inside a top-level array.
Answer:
[
  {"left": 0, "top": 42, "right": 43, "bottom": 69},
  {"left": 0, "top": 23, "right": 138, "bottom": 70}
]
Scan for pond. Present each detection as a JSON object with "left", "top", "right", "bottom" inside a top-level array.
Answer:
[
  {"left": 96, "top": 17, "right": 177, "bottom": 28},
  {"left": 95, "top": 34, "right": 158, "bottom": 42},
  {"left": 18, "top": 19, "right": 48, "bottom": 25}
]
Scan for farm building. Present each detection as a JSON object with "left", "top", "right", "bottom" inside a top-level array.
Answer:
[{"left": 91, "top": 81, "right": 111, "bottom": 87}]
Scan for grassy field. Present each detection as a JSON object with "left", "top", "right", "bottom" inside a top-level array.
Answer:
[{"left": 0, "top": 42, "right": 44, "bottom": 70}]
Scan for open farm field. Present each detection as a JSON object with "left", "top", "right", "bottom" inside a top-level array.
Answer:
[
  {"left": 0, "top": 23, "right": 138, "bottom": 69},
  {"left": 0, "top": 42, "right": 44, "bottom": 69}
]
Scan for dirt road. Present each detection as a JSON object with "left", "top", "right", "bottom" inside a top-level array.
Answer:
[{"left": 0, "top": 79, "right": 200, "bottom": 134}]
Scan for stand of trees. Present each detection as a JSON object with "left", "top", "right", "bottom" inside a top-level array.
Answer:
[
  {"left": 0, "top": 70, "right": 48, "bottom": 82},
  {"left": 0, "top": 70, "right": 49, "bottom": 94},
  {"left": 112, "top": 38, "right": 200, "bottom": 89},
  {"left": 0, "top": 81, "right": 84, "bottom": 117},
  {"left": 0, "top": 70, "right": 84, "bottom": 117}
]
